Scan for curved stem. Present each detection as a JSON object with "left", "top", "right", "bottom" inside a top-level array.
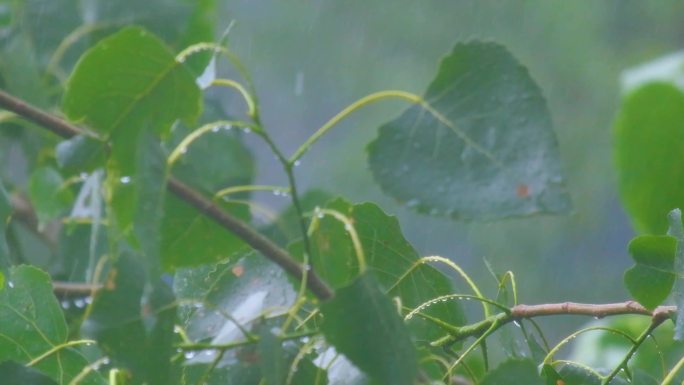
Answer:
[
  {"left": 211, "top": 79, "right": 258, "bottom": 119},
  {"left": 27, "top": 340, "right": 96, "bottom": 367},
  {"left": 167, "top": 120, "right": 254, "bottom": 167},
  {"left": 601, "top": 320, "right": 662, "bottom": 385},
  {"left": 313, "top": 208, "right": 367, "bottom": 272},
  {"left": 214, "top": 185, "right": 290, "bottom": 200},
  {"left": 288, "top": 90, "right": 423, "bottom": 165},
  {"left": 661, "top": 355, "right": 684, "bottom": 385}
]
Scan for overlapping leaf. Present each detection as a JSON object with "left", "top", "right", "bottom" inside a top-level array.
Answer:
[
  {"left": 292, "top": 198, "right": 465, "bottom": 341},
  {"left": 614, "top": 83, "right": 684, "bottom": 234},
  {"left": 623, "top": 235, "right": 676, "bottom": 310},
  {"left": 320, "top": 273, "right": 417, "bottom": 385},
  {"left": 0, "top": 266, "right": 105, "bottom": 385},
  {"left": 368, "top": 41, "right": 571, "bottom": 220}
]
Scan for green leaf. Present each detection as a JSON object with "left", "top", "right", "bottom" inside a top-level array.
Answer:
[
  {"left": 258, "top": 326, "right": 286, "bottom": 385},
  {"left": 0, "top": 361, "right": 58, "bottom": 385},
  {"left": 480, "top": 358, "right": 543, "bottom": 385},
  {"left": 63, "top": 26, "right": 201, "bottom": 174},
  {"left": 174, "top": 252, "right": 295, "bottom": 345},
  {"left": 293, "top": 198, "right": 465, "bottom": 340},
  {"left": 28, "top": 166, "right": 73, "bottom": 226},
  {"left": 623, "top": 235, "right": 677, "bottom": 310},
  {"left": 368, "top": 41, "right": 571, "bottom": 220},
  {"left": 0, "top": 266, "right": 105, "bottom": 385},
  {"left": 614, "top": 83, "right": 684, "bottom": 234},
  {"left": 320, "top": 273, "right": 417, "bottom": 385},
  {"left": 667, "top": 209, "right": 684, "bottom": 340},
  {"left": 161, "top": 196, "right": 249, "bottom": 269},
  {"left": 81, "top": 253, "right": 177, "bottom": 385},
  {"left": 55, "top": 135, "right": 107, "bottom": 176},
  {"left": 0, "top": 180, "right": 12, "bottom": 270}
]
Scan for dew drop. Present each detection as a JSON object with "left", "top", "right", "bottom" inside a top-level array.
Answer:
[
  {"left": 211, "top": 126, "right": 220, "bottom": 133},
  {"left": 242, "top": 127, "right": 251, "bottom": 134},
  {"left": 179, "top": 147, "right": 188, "bottom": 154},
  {"left": 74, "top": 298, "right": 86, "bottom": 308},
  {"left": 184, "top": 352, "right": 196, "bottom": 360},
  {"left": 293, "top": 160, "right": 302, "bottom": 167},
  {"left": 119, "top": 176, "right": 131, "bottom": 184},
  {"left": 223, "top": 125, "right": 233, "bottom": 131},
  {"left": 7, "top": 281, "right": 13, "bottom": 289},
  {"left": 79, "top": 172, "right": 89, "bottom": 180},
  {"left": 344, "top": 223, "right": 352, "bottom": 232},
  {"left": 61, "top": 300, "right": 71, "bottom": 309}
]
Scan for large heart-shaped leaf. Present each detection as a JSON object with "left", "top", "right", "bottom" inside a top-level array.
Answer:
[
  {"left": 623, "top": 235, "right": 677, "bottom": 310},
  {"left": 0, "top": 266, "right": 105, "bottom": 385},
  {"left": 291, "top": 198, "right": 465, "bottom": 341},
  {"left": 368, "top": 41, "right": 571, "bottom": 220},
  {"left": 320, "top": 273, "right": 417, "bottom": 385},
  {"left": 63, "top": 26, "right": 201, "bottom": 174},
  {"left": 614, "top": 83, "right": 684, "bottom": 234}
]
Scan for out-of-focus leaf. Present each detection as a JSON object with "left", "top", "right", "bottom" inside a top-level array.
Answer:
[
  {"left": 623, "top": 235, "right": 676, "bottom": 310},
  {"left": 0, "top": 34, "right": 49, "bottom": 107},
  {"left": 667, "top": 209, "right": 684, "bottom": 340},
  {"left": 81, "top": 253, "right": 176, "bottom": 385},
  {"left": 63, "top": 26, "right": 201, "bottom": 174},
  {"left": 55, "top": 135, "right": 107, "bottom": 176},
  {"left": 320, "top": 273, "right": 417, "bottom": 385},
  {"left": 368, "top": 41, "right": 571, "bottom": 220},
  {"left": 0, "top": 179, "right": 11, "bottom": 270},
  {"left": 479, "top": 359, "right": 543, "bottom": 385},
  {"left": 55, "top": 223, "right": 107, "bottom": 282},
  {"left": 0, "top": 266, "right": 105, "bottom": 385},
  {"left": 555, "top": 364, "right": 631, "bottom": 385},
  {"left": 0, "top": 361, "right": 58, "bottom": 385},
  {"left": 258, "top": 326, "right": 286, "bottom": 385},
  {"left": 292, "top": 198, "right": 465, "bottom": 341},
  {"left": 28, "top": 166, "right": 73, "bottom": 226},
  {"left": 614, "top": 83, "right": 684, "bottom": 234}
]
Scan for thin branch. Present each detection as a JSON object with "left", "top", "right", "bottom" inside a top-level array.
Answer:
[
  {"left": 433, "top": 301, "right": 677, "bottom": 347},
  {"left": 53, "top": 281, "right": 103, "bottom": 295},
  {"left": 0, "top": 89, "right": 334, "bottom": 301}
]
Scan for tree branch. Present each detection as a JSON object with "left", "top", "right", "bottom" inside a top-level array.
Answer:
[
  {"left": 0, "top": 89, "right": 334, "bottom": 301},
  {"left": 433, "top": 301, "right": 676, "bottom": 346}
]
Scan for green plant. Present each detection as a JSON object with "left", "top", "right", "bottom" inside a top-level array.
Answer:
[{"left": 0, "top": 3, "right": 684, "bottom": 385}]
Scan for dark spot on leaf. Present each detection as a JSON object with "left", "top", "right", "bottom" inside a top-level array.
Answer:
[{"left": 516, "top": 184, "right": 529, "bottom": 198}]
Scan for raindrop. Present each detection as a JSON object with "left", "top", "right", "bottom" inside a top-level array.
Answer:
[
  {"left": 179, "top": 147, "right": 188, "bottom": 154},
  {"left": 304, "top": 264, "right": 312, "bottom": 271},
  {"left": 184, "top": 352, "right": 196, "bottom": 360},
  {"left": 293, "top": 160, "right": 302, "bottom": 167},
  {"left": 79, "top": 172, "right": 89, "bottom": 180},
  {"left": 119, "top": 176, "right": 131, "bottom": 184},
  {"left": 513, "top": 320, "right": 521, "bottom": 328},
  {"left": 74, "top": 298, "right": 86, "bottom": 308},
  {"left": 7, "top": 281, "right": 13, "bottom": 289},
  {"left": 405, "top": 199, "right": 420, "bottom": 208},
  {"left": 242, "top": 127, "right": 251, "bottom": 134},
  {"left": 61, "top": 300, "right": 71, "bottom": 309},
  {"left": 211, "top": 126, "right": 220, "bottom": 133},
  {"left": 84, "top": 296, "right": 93, "bottom": 305},
  {"left": 223, "top": 125, "right": 233, "bottom": 131},
  {"left": 344, "top": 223, "right": 352, "bottom": 232},
  {"left": 273, "top": 190, "right": 281, "bottom": 197}
]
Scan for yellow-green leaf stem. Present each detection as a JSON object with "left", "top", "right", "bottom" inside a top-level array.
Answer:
[
  {"left": 289, "top": 90, "right": 423, "bottom": 165},
  {"left": 313, "top": 207, "right": 367, "bottom": 273},
  {"left": 390, "top": 255, "right": 491, "bottom": 317},
  {"left": 167, "top": 120, "right": 255, "bottom": 167}
]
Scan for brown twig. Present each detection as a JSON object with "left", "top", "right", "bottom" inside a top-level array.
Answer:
[
  {"left": 433, "top": 301, "right": 677, "bottom": 346},
  {"left": 0, "top": 89, "right": 333, "bottom": 301}
]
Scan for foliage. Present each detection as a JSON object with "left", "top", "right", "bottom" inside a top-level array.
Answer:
[{"left": 0, "top": 2, "right": 683, "bottom": 385}]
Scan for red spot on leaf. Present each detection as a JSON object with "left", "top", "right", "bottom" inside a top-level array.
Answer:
[
  {"left": 232, "top": 265, "right": 244, "bottom": 277},
  {"left": 516, "top": 184, "right": 530, "bottom": 198}
]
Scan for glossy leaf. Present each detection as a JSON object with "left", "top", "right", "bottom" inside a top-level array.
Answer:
[
  {"left": 28, "top": 166, "right": 73, "bottom": 226},
  {"left": 556, "top": 364, "right": 631, "bottom": 385},
  {"left": 293, "top": 198, "right": 465, "bottom": 340},
  {"left": 0, "top": 266, "right": 105, "bottom": 385},
  {"left": 623, "top": 235, "right": 677, "bottom": 310},
  {"left": 368, "top": 41, "right": 571, "bottom": 220},
  {"left": 174, "top": 252, "right": 296, "bottom": 355},
  {"left": 479, "top": 358, "right": 543, "bottom": 385},
  {"left": 614, "top": 83, "right": 684, "bottom": 234},
  {"left": 81, "top": 253, "right": 177, "bottom": 385},
  {"left": 63, "top": 26, "right": 201, "bottom": 174},
  {"left": 0, "top": 361, "right": 58, "bottom": 385},
  {"left": 320, "top": 273, "right": 417, "bottom": 385}
]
